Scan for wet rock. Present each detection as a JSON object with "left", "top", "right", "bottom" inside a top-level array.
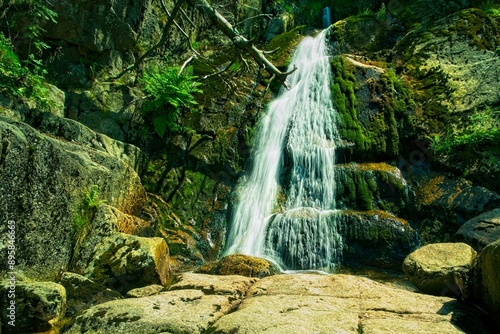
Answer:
[
  {"left": 402, "top": 243, "right": 477, "bottom": 297},
  {"left": 125, "top": 285, "right": 164, "bottom": 298},
  {"left": 61, "top": 274, "right": 256, "bottom": 334},
  {"left": 265, "top": 209, "right": 417, "bottom": 271},
  {"left": 0, "top": 281, "right": 66, "bottom": 333},
  {"left": 59, "top": 272, "right": 122, "bottom": 317},
  {"left": 209, "top": 274, "right": 490, "bottom": 334},
  {"left": 472, "top": 239, "right": 500, "bottom": 327},
  {"left": 456, "top": 209, "right": 500, "bottom": 251},
  {"left": 339, "top": 210, "right": 418, "bottom": 269},
  {"left": 336, "top": 162, "right": 409, "bottom": 213},
  {"left": 84, "top": 232, "right": 170, "bottom": 293},
  {"left": 195, "top": 254, "right": 278, "bottom": 278}
]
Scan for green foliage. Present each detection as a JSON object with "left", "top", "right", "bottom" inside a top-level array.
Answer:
[
  {"left": 141, "top": 65, "right": 202, "bottom": 137},
  {"left": 73, "top": 185, "right": 106, "bottom": 235},
  {"left": 0, "top": 32, "right": 50, "bottom": 107},
  {"left": 0, "top": 0, "right": 57, "bottom": 107},
  {"left": 375, "top": 3, "right": 386, "bottom": 20},
  {"left": 431, "top": 106, "right": 500, "bottom": 155}
]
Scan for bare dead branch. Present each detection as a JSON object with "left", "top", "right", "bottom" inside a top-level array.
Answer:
[
  {"left": 179, "top": 56, "right": 195, "bottom": 75},
  {"left": 187, "top": 0, "right": 297, "bottom": 89},
  {"left": 235, "top": 14, "right": 273, "bottom": 26},
  {"left": 161, "top": 0, "right": 201, "bottom": 57}
]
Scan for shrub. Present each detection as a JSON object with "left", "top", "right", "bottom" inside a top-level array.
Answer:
[
  {"left": 140, "top": 65, "right": 202, "bottom": 137},
  {"left": 431, "top": 106, "right": 500, "bottom": 155}
]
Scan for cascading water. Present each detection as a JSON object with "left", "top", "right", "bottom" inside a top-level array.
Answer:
[{"left": 224, "top": 29, "right": 342, "bottom": 272}]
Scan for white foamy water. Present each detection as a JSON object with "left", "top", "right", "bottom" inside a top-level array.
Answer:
[{"left": 224, "top": 29, "right": 342, "bottom": 271}]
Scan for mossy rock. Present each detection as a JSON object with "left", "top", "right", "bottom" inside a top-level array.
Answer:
[
  {"left": 330, "top": 56, "right": 414, "bottom": 161},
  {"left": 329, "top": 15, "right": 391, "bottom": 53},
  {"left": 0, "top": 281, "right": 66, "bottom": 332},
  {"left": 338, "top": 210, "right": 418, "bottom": 269},
  {"left": 335, "top": 162, "right": 408, "bottom": 213},
  {"left": 196, "top": 254, "right": 279, "bottom": 278},
  {"left": 266, "top": 25, "right": 315, "bottom": 68}
]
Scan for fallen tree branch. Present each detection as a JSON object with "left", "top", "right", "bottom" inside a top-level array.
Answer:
[{"left": 187, "top": 0, "right": 297, "bottom": 89}]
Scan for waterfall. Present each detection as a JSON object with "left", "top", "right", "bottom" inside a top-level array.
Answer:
[{"left": 225, "top": 29, "right": 342, "bottom": 272}]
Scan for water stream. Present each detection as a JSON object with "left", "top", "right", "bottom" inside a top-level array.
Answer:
[{"left": 224, "top": 29, "right": 342, "bottom": 272}]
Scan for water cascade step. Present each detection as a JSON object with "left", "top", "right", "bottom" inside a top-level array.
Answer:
[{"left": 225, "top": 29, "right": 343, "bottom": 271}]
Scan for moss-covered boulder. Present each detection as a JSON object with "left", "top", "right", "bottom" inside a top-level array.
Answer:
[
  {"left": 403, "top": 242, "right": 477, "bottom": 297},
  {"left": 0, "top": 281, "right": 66, "bottom": 332},
  {"left": 264, "top": 209, "right": 417, "bottom": 271},
  {"left": 329, "top": 55, "right": 414, "bottom": 162},
  {"left": 59, "top": 272, "right": 122, "bottom": 317},
  {"left": 84, "top": 233, "right": 170, "bottom": 293},
  {"left": 338, "top": 210, "right": 418, "bottom": 269},
  {"left": 336, "top": 162, "right": 408, "bottom": 213},
  {"left": 196, "top": 254, "right": 279, "bottom": 278}
]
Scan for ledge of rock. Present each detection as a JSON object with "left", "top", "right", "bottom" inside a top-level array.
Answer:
[
  {"left": 0, "top": 114, "right": 146, "bottom": 280},
  {"left": 61, "top": 273, "right": 258, "bottom": 334},
  {"left": 58, "top": 272, "right": 122, "bottom": 317},
  {"left": 209, "top": 274, "right": 490, "bottom": 334}
]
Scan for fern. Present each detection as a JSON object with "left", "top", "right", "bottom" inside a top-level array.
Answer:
[{"left": 141, "top": 65, "right": 202, "bottom": 137}]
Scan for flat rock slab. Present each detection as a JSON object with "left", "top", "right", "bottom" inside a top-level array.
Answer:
[
  {"left": 210, "top": 274, "right": 490, "bottom": 334},
  {"left": 61, "top": 290, "right": 232, "bottom": 334},
  {"left": 62, "top": 273, "right": 491, "bottom": 334}
]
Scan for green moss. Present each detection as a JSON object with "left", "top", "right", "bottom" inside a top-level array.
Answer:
[
  {"left": 267, "top": 25, "right": 309, "bottom": 67},
  {"left": 331, "top": 56, "right": 414, "bottom": 161}
]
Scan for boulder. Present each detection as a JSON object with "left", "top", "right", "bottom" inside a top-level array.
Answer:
[
  {"left": 265, "top": 209, "right": 417, "bottom": 271},
  {"left": 58, "top": 272, "right": 122, "bottom": 317},
  {"left": 336, "top": 162, "right": 409, "bottom": 214},
  {"left": 339, "top": 210, "right": 418, "bottom": 269},
  {"left": 84, "top": 232, "right": 170, "bottom": 293},
  {"left": 209, "top": 274, "right": 490, "bottom": 334},
  {"left": 456, "top": 209, "right": 500, "bottom": 251},
  {"left": 472, "top": 239, "right": 500, "bottom": 326},
  {"left": 0, "top": 114, "right": 146, "bottom": 280},
  {"left": 402, "top": 243, "right": 477, "bottom": 297},
  {"left": 61, "top": 274, "right": 257, "bottom": 334},
  {"left": 0, "top": 281, "right": 66, "bottom": 332},
  {"left": 195, "top": 254, "right": 278, "bottom": 278}
]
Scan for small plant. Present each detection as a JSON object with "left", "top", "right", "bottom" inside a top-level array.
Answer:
[
  {"left": 72, "top": 185, "right": 106, "bottom": 234},
  {"left": 376, "top": 3, "right": 387, "bottom": 20},
  {"left": 431, "top": 106, "right": 500, "bottom": 155},
  {"left": 0, "top": 32, "right": 48, "bottom": 106},
  {"left": 140, "top": 64, "right": 203, "bottom": 138}
]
